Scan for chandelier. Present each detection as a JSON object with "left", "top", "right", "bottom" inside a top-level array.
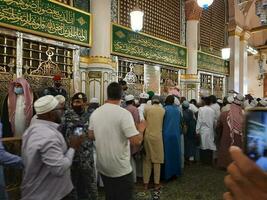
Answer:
[
  {"left": 197, "top": 0, "right": 214, "bottom": 9},
  {"left": 130, "top": 0, "right": 144, "bottom": 32}
]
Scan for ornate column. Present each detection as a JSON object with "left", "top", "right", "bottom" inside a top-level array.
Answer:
[
  {"left": 228, "top": 26, "right": 243, "bottom": 93},
  {"left": 181, "top": 0, "right": 202, "bottom": 100},
  {"left": 80, "top": 0, "right": 116, "bottom": 104},
  {"left": 239, "top": 31, "right": 250, "bottom": 95},
  {"left": 16, "top": 32, "right": 23, "bottom": 78}
]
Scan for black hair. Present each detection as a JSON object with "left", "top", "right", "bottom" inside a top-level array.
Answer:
[
  {"left": 71, "top": 92, "right": 87, "bottom": 102},
  {"left": 126, "top": 100, "right": 134, "bottom": 105},
  {"left": 107, "top": 82, "right": 122, "bottom": 100},
  {"left": 209, "top": 95, "right": 217, "bottom": 104},
  {"left": 190, "top": 99, "right": 197, "bottom": 106},
  {"left": 203, "top": 96, "right": 211, "bottom": 106},
  {"left": 118, "top": 80, "right": 127, "bottom": 86},
  {"left": 165, "top": 95, "right": 175, "bottom": 105}
]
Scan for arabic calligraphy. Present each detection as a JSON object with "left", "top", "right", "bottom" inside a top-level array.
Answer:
[
  {"left": 0, "top": 0, "right": 90, "bottom": 45},
  {"left": 198, "top": 52, "right": 229, "bottom": 74},
  {"left": 112, "top": 24, "right": 187, "bottom": 67}
]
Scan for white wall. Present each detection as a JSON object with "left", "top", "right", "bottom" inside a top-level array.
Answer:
[{"left": 247, "top": 55, "right": 263, "bottom": 97}]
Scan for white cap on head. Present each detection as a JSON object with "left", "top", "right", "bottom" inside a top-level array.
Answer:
[
  {"left": 234, "top": 94, "right": 244, "bottom": 105},
  {"left": 90, "top": 97, "right": 99, "bottom": 104},
  {"left": 227, "top": 96, "right": 234, "bottom": 104},
  {"left": 250, "top": 99, "right": 258, "bottom": 107},
  {"left": 55, "top": 95, "right": 65, "bottom": 104},
  {"left": 260, "top": 99, "right": 267, "bottom": 107},
  {"left": 139, "top": 93, "right": 149, "bottom": 99},
  {"left": 125, "top": 94, "right": 135, "bottom": 102},
  {"left": 217, "top": 99, "right": 223, "bottom": 104},
  {"left": 34, "top": 95, "right": 59, "bottom": 115}
]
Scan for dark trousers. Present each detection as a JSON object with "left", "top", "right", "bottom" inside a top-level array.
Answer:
[
  {"left": 200, "top": 149, "right": 213, "bottom": 165},
  {"left": 70, "top": 163, "right": 98, "bottom": 200},
  {"left": 101, "top": 172, "right": 134, "bottom": 200}
]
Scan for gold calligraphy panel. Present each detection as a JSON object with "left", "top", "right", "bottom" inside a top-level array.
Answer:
[
  {"left": 0, "top": 0, "right": 92, "bottom": 47},
  {"left": 198, "top": 51, "right": 229, "bottom": 75},
  {"left": 112, "top": 24, "right": 187, "bottom": 68}
]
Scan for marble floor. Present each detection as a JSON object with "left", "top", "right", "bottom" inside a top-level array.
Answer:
[{"left": 99, "top": 163, "right": 227, "bottom": 200}]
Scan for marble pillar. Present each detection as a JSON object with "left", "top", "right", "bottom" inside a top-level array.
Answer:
[
  {"left": 228, "top": 26, "right": 243, "bottom": 93},
  {"left": 239, "top": 31, "right": 250, "bottom": 95},
  {"left": 80, "top": 0, "right": 116, "bottom": 104},
  {"left": 181, "top": 0, "right": 202, "bottom": 99}
]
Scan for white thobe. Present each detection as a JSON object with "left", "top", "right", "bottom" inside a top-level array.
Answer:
[
  {"left": 14, "top": 95, "right": 26, "bottom": 137},
  {"left": 196, "top": 106, "right": 216, "bottom": 151},
  {"left": 138, "top": 103, "right": 147, "bottom": 121}
]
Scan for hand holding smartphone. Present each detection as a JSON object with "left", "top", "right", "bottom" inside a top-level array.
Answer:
[{"left": 245, "top": 108, "right": 267, "bottom": 171}]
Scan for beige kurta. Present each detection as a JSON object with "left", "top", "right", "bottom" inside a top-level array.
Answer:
[{"left": 144, "top": 104, "right": 165, "bottom": 163}]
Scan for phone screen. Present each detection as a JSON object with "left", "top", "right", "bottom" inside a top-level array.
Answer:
[
  {"left": 74, "top": 127, "right": 83, "bottom": 136},
  {"left": 246, "top": 109, "right": 267, "bottom": 171}
]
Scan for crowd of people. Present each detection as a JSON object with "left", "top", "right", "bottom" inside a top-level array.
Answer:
[{"left": 0, "top": 77, "right": 267, "bottom": 200}]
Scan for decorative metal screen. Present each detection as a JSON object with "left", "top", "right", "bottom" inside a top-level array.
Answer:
[
  {"left": 22, "top": 40, "right": 73, "bottom": 77},
  {"left": 161, "top": 67, "right": 179, "bottom": 86},
  {"left": 160, "top": 67, "right": 180, "bottom": 96},
  {"left": 200, "top": 0, "right": 226, "bottom": 54},
  {"left": 118, "top": 59, "right": 144, "bottom": 96},
  {"left": 213, "top": 76, "right": 224, "bottom": 98},
  {"left": 119, "top": 0, "right": 181, "bottom": 43},
  {"left": 200, "top": 73, "right": 212, "bottom": 92},
  {"left": 0, "top": 34, "right": 16, "bottom": 72}
]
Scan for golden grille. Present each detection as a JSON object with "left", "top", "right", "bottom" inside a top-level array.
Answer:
[
  {"left": 118, "top": 59, "right": 144, "bottom": 84},
  {"left": 213, "top": 76, "right": 224, "bottom": 98},
  {"left": 119, "top": 0, "right": 180, "bottom": 43},
  {"left": 0, "top": 34, "right": 16, "bottom": 72},
  {"left": 200, "top": 0, "right": 226, "bottom": 52},
  {"left": 22, "top": 40, "right": 73, "bottom": 77}
]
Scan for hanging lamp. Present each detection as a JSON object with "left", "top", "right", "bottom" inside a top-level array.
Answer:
[
  {"left": 130, "top": 0, "right": 144, "bottom": 32},
  {"left": 197, "top": 0, "right": 214, "bottom": 9}
]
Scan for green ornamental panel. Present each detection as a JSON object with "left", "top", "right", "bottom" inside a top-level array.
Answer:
[
  {"left": 198, "top": 51, "right": 230, "bottom": 75},
  {"left": 0, "top": 0, "right": 92, "bottom": 47},
  {"left": 111, "top": 23, "right": 187, "bottom": 68}
]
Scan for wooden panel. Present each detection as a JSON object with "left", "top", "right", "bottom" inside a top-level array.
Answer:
[{"left": 119, "top": 0, "right": 180, "bottom": 44}]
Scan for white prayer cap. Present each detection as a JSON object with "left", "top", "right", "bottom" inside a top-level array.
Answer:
[
  {"left": 55, "top": 95, "right": 65, "bottom": 104},
  {"left": 244, "top": 100, "right": 251, "bottom": 109},
  {"left": 174, "top": 97, "right": 180, "bottom": 106},
  {"left": 250, "top": 99, "right": 258, "bottom": 107},
  {"left": 233, "top": 94, "right": 244, "bottom": 105},
  {"left": 260, "top": 99, "right": 267, "bottom": 107},
  {"left": 90, "top": 97, "right": 99, "bottom": 104},
  {"left": 227, "top": 96, "right": 234, "bottom": 104},
  {"left": 217, "top": 99, "right": 223, "bottom": 104},
  {"left": 139, "top": 93, "right": 149, "bottom": 99},
  {"left": 34, "top": 95, "right": 59, "bottom": 115},
  {"left": 125, "top": 94, "right": 135, "bottom": 102}
]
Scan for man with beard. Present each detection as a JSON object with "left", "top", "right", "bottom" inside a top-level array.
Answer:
[
  {"left": 59, "top": 92, "right": 97, "bottom": 200},
  {"left": 21, "top": 95, "right": 82, "bottom": 200},
  {"left": 1, "top": 78, "right": 35, "bottom": 137}
]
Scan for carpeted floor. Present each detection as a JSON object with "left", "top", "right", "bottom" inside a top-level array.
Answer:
[{"left": 99, "top": 163, "right": 227, "bottom": 200}]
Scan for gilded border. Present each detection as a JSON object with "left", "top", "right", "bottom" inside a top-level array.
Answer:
[
  {"left": 0, "top": 0, "right": 93, "bottom": 47},
  {"left": 110, "top": 23, "right": 188, "bottom": 69}
]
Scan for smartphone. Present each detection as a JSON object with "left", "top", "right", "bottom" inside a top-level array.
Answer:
[
  {"left": 245, "top": 108, "right": 267, "bottom": 171},
  {"left": 74, "top": 127, "right": 83, "bottom": 136}
]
